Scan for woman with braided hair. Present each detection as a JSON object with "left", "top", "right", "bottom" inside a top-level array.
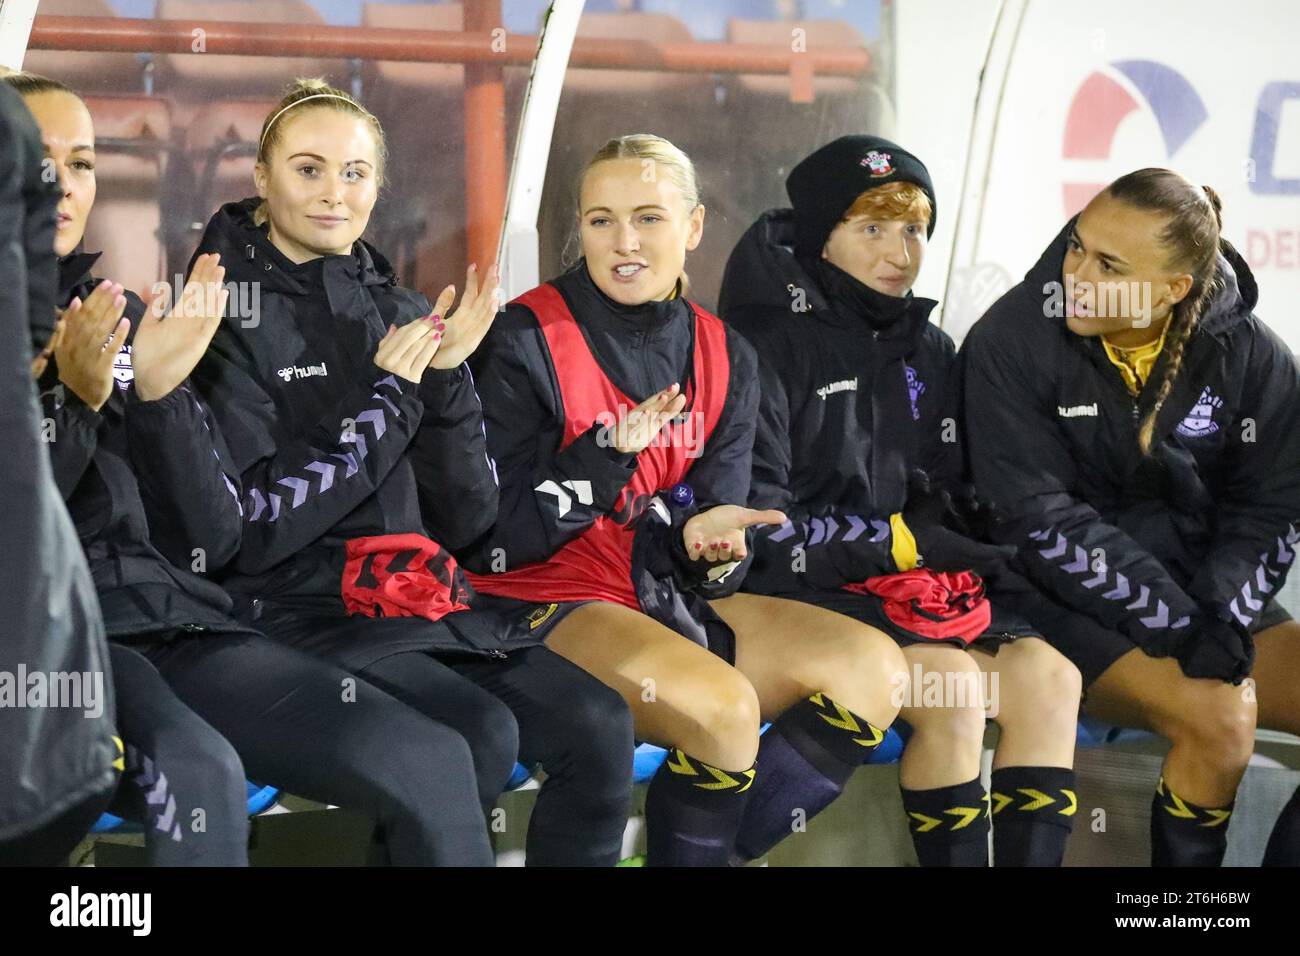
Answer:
[{"left": 962, "top": 167, "right": 1300, "bottom": 866}]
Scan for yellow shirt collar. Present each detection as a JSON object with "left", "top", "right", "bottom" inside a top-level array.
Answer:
[{"left": 1101, "top": 326, "right": 1169, "bottom": 396}]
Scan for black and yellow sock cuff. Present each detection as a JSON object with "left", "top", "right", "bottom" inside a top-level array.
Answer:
[
  {"left": 902, "top": 778, "right": 991, "bottom": 837},
  {"left": 1155, "top": 776, "right": 1234, "bottom": 829},
  {"left": 110, "top": 734, "right": 125, "bottom": 774},
  {"left": 990, "top": 766, "right": 1077, "bottom": 823},
  {"left": 806, "top": 691, "right": 889, "bottom": 749},
  {"left": 664, "top": 748, "right": 756, "bottom": 795}
]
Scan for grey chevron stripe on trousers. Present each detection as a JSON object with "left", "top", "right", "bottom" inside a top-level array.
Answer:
[{"left": 106, "top": 643, "right": 250, "bottom": 866}]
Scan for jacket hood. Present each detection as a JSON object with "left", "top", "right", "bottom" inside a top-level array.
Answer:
[
  {"left": 192, "top": 197, "right": 402, "bottom": 296},
  {"left": 53, "top": 247, "right": 146, "bottom": 346},
  {"left": 56, "top": 247, "right": 103, "bottom": 302},
  {"left": 720, "top": 207, "right": 938, "bottom": 349},
  {"left": 1024, "top": 216, "right": 1259, "bottom": 340},
  {"left": 720, "top": 208, "right": 831, "bottom": 317}
]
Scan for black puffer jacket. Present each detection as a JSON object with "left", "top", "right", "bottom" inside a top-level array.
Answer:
[
  {"left": 718, "top": 208, "right": 959, "bottom": 594},
  {"left": 961, "top": 220, "right": 1300, "bottom": 656},
  {"left": 1, "top": 86, "right": 116, "bottom": 842},
  {"left": 40, "top": 252, "right": 248, "bottom": 638},
  {"left": 191, "top": 199, "right": 514, "bottom": 660}
]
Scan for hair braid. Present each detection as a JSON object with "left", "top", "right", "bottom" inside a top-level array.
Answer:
[
  {"left": 1137, "top": 271, "right": 1221, "bottom": 453},
  {"left": 1106, "top": 169, "right": 1226, "bottom": 456}
]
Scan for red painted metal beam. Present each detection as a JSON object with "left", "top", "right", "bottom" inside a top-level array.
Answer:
[
  {"left": 462, "top": 0, "right": 506, "bottom": 277},
  {"left": 26, "top": 16, "right": 872, "bottom": 76}
]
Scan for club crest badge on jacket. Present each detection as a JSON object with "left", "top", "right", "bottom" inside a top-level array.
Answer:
[
  {"left": 112, "top": 345, "right": 133, "bottom": 390},
  {"left": 1176, "top": 386, "right": 1223, "bottom": 437}
]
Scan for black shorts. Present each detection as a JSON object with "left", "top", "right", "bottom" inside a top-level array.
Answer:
[
  {"left": 472, "top": 596, "right": 738, "bottom": 665},
  {"left": 771, "top": 588, "right": 1039, "bottom": 653},
  {"left": 990, "top": 585, "right": 1294, "bottom": 688}
]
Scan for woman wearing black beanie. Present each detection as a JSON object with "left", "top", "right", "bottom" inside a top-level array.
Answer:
[{"left": 720, "top": 135, "right": 1083, "bottom": 867}]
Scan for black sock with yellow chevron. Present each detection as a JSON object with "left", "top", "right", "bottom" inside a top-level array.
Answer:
[
  {"left": 644, "top": 748, "right": 756, "bottom": 866},
  {"left": 1151, "top": 776, "right": 1233, "bottom": 866},
  {"left": 1262, "top": 783, "right": 1300, "bottom": 866},
  {"left": 990, "top": 766, "right": 1076, "bottom": 866},
  {"left": 732, "top": 692, "right": 886, "bottom": 862},
  {"left": 901, "top": 777, "right": 990, "bottom": 866}
]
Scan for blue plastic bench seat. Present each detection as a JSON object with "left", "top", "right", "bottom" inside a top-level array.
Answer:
[
  {"left": 91, "top": 780, "right": 280, "bottom": 834},
  {"left": 1076, "top": 716, "right": 1156, "bottom": 747}
]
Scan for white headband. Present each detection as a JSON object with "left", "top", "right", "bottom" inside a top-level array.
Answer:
[{"left": 259, "top": 93, "right": 356, "bottom": 153}]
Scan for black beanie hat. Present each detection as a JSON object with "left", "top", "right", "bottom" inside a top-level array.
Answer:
[{"left": 786, "top": 135, "right": 937, "bottom": 257}]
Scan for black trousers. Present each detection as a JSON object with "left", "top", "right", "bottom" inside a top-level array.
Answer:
[
  {"left": 132, "top": 631, "right": 496, "bottom": 866},
  {"left": 107, "top": 643, "right": 249, "bottom": 866},
  {"left": 362, "top": 645, "right": 636, "bottom": 866},
  {"left": 258, "top": 610, "right": 635, "bottom": 866}
]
